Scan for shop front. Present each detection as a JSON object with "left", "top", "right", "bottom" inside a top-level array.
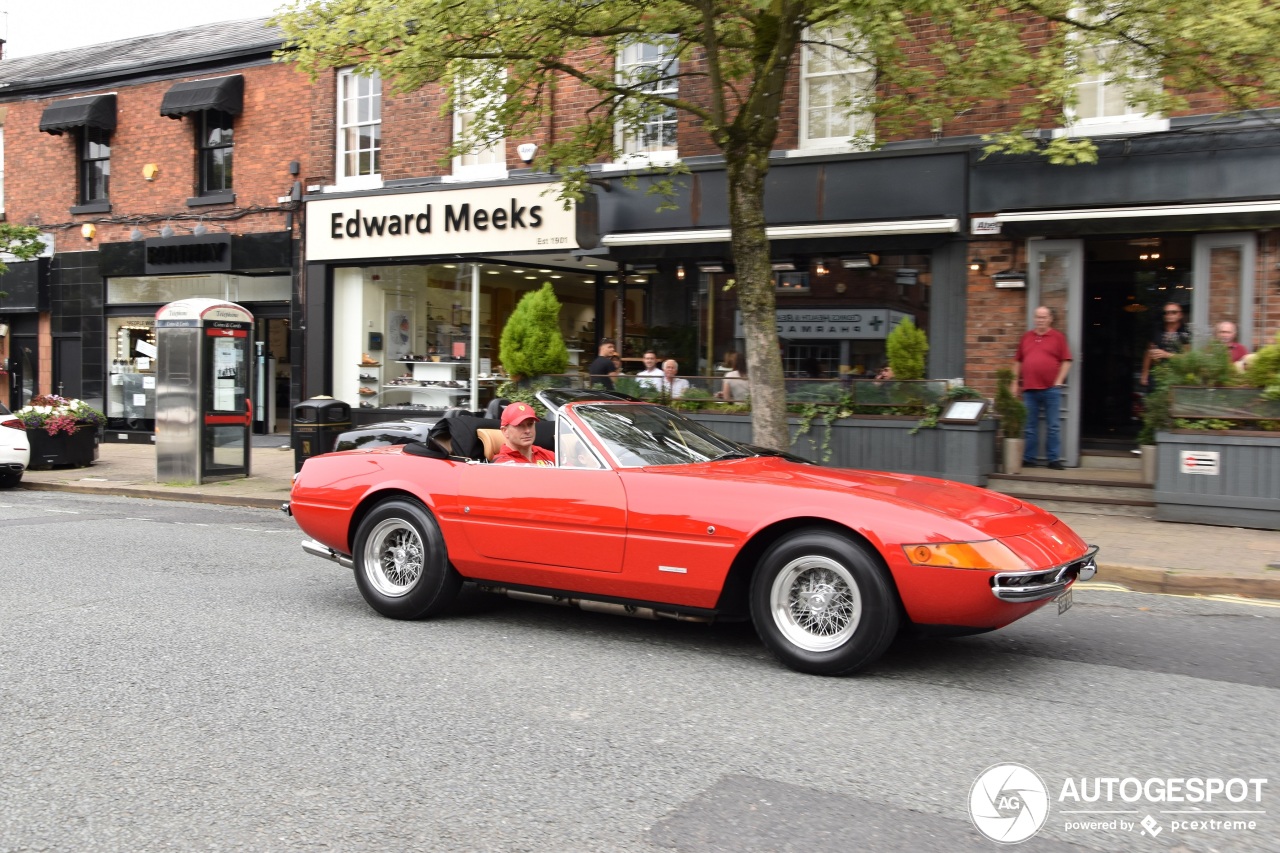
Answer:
[
  {"left": 97, "top": 232, "right": 294, "bottom": 441},
  {"left": 303, "top": 181, "right": 612, "bottom": 422},
  {"left": 0, "top": 257, "right": 49, "bottom": 411},
  {"left": 972, "top": 126, "right": 1280, "bottom": 465}
]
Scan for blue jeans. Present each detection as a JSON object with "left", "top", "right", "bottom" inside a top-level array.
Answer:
[{"left": 1022, "top": 386, "right": 1062, "bottom": 463}]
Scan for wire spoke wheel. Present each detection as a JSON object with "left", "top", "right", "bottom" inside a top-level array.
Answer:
[
  {"left": 362, "top": 518, "right": 426, "bottom": 597},
  {"left": 770, "top": 555, "right": 862, "bottom": 652},
  {"left": 751, "top": 529, "right": 898, "bottom": 675}
]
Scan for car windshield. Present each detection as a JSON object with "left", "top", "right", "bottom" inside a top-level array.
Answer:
[{"left": 573, "top": 403, "right": 744, "bottom": 467}]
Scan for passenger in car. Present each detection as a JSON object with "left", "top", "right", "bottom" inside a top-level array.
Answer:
[{"left": 493, "top": 402, "right": 556, "bottom": 465}]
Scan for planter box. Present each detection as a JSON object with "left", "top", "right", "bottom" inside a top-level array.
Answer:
[
  {"left": 687, "top": 412, "right": 997, "bottom": 486},
  {"left": 26, "top": 425, "right": 100, "bottom": 470},
  {"left": 1154, "top": 430, "right": 1280, "bottom": 530}
]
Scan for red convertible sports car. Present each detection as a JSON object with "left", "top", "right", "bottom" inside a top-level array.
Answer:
[{"left": 285, "top": 390, "right": 1097, "bottom": 675}]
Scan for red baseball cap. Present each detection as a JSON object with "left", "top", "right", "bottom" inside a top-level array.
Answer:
[{"left": 500, "top": 402, "right": 539, "bottom": 427}]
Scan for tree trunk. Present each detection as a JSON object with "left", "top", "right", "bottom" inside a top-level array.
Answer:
[{"left": 726, "top": 150, "right": 788, "bottom": 450}]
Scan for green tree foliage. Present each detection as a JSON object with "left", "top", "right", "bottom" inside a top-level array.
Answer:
[
  {"left": 498, "top": 282, "right": 570, "bottom": 379},
  {"left": 886, "top": 318, "right": 928, "bottom": 380},
  {"left": 0, "top": 224, "right": 46, "bottom": 298},
  {"left": 275, "top": 0, "right": 1280, "bottom": 448}
]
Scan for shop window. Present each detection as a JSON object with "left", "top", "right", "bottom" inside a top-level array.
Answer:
[
  {"left": 775, "top": 272, "right": 810, "bottom": 293},
  {"left": 799, "top": 26, "right": 874, "bottom": 150},
  {"left": 106, "top": 317, "right": 157, "bottom": 431},
  {"left": 615, "top": 40, "right": 679, "bottom": 165},
  {"left": 452, "top": 68, "right": 507, "bottom": 180},
  {"left": 81, "top": 126, "right": 111, "bottom": 204},
  {"left": 198, "top": 110, "right": 234, "bottom": 194},
  {"left": 337, "top": 68, "right": 382, "bottom": 185}
]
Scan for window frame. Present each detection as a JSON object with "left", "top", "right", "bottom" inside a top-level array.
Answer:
[
  {"left": 79, "top": 125, "right": 111, "bottom": 204},
  {"left": 335, "top": 68, "right": 382, "bottom": 187},
  {"left": 449, "top": 69, "right": 508, "bottom": 182},
  {"left": 613, "top": 39, "right": 680, "bottom": 167},
  {"left": 1059, "top": 9, "right": 1168, "bottom": 137},
  {"left": 798, "top": 26, "right": 875, "bottom": 151},
  {"left": 197, "top": 109, "right": 235, "bottom": 195}
]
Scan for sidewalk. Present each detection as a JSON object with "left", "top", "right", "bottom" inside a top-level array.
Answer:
[{"left": 15, "top": 439, "right": 1280, "bottom": 601}]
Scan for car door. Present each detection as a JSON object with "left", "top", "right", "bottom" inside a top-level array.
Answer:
[{"left": 457, "top": 462, "right": 627, "bottom": 573}]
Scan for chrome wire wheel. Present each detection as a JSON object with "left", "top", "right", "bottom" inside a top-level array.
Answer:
[
  {"left": 361, "top": 518, "right": 425, "bottom": 598},
  {"left": 769, "top": 555, "right": 862, "bottom": 653}
]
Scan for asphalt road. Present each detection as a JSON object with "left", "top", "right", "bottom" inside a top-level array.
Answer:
[{"left": 1, "top": 491, "right": 1276, "bottom": 852}]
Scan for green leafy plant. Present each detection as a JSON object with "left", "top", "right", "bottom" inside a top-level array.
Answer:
[
  {"left": 0, "top": 223, "right": 46, "bottom": 299},
  {"left": 497, "top": 282, "right": 569, "bottom": 380},
  {"left": 994, "top": 368, "right": 1026, "bottom": 437},
  {"left": 886, "top": 318, "right": 928, "bottom": 380}
]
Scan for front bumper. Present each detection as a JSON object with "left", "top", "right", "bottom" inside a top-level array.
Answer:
[{"left": 990, "top": 545, "right": 1098, "bottom": 602}]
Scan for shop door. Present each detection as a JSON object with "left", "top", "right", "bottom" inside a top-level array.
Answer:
[
  {"left": 1027, "top": 240, "right": 1084, "bottom": 467},
  {"left": 202, "top": 329, "right": 251, "bottom": 478},
  {"left": 8, "top": 337, "right": 37, "bottom": 408},
  {"left": 1192, "top": 234, "right": 1256, "bottom": 348}
]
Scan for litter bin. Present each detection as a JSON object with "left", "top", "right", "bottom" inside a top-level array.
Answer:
[{"left": 292, "top": 397, "right": 352, "bottom": 472}]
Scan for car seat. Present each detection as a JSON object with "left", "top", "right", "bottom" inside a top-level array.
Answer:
[{"left": 476, "top": 428, "right": 505, "bottom": 461}]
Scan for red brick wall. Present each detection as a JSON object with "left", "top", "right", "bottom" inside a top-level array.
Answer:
[{"left": 3, "top": 60, "right": 315, "bottom": 253}]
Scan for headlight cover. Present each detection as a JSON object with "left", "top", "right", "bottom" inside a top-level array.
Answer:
[{"left": 902, "top": 539, "right": 1032, "bottom": 572}]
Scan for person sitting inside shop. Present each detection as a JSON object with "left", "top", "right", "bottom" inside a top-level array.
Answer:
[{"left": 493, "top": 402, "right": 556, "bottom": 465}]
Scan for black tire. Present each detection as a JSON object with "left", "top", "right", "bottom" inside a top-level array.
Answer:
[
  {"left": 0, "top": 470, "right": 20, "bottom": 489},
  {"left": 352, "top": 499, "right": 461, "bottom": 620},
  {"left": 749, "top": 529, "right": 900, "bottom": 675}
]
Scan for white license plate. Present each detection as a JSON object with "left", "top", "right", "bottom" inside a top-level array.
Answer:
[{"left": 1057, "top": 589, "right": 1073, "bottom": 615}]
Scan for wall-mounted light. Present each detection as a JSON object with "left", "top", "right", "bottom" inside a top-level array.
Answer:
[
  {"left": 193, "top": 223, "right": 209, "bottom": 236},
  {"left": 130, "top": 227, "right": 144, "bottom": 241},
  {"left": 631, "top": 262, "right": 659, "bottom": 275},
  {"left": 841, "top": 253, "right": 879, "bottom": 269},
  {"left": 80, "top": 223, "right": 96, "bottom": 241},
  {"left": 992, "top": 269, "right": 1028, "bottom": 289},
  {"left": 160, "top": 224, "right": 175, "bottom": 238},
  {"left": 814, "top": 258, "right": 829, "bottom": 276},
  {"left": 697, "top": 260, "right": 726, "bottom": 273},
  {"left": 142, "top": 163, "right": 160, "bottom": 181},
  {"left": 895, "top": 268, "right": 919, "bottom": 286},
  {"left": 968, "top": 257, "right": 986, "bottom": 273},
  {"left": 676, "top": 263, "right": 685, "bottom": 280},
  {"left": 770, "top": 258, "right": 797, "bottom": 272}
]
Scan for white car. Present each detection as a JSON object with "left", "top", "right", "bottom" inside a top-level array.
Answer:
[{"left": 0, "top": 401, "right": 30, "bottom": 487}]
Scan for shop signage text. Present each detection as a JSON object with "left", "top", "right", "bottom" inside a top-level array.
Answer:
[
  {"left": 306, "top": 184, "right": 579, "bottom": 261},
  {"left": 736, "top": 308, "right": 913, "bottom": 340},
  {"left": 144, "top": 235, "right": 233, "bottom": 275},
  {"left": 330, "top": 199, "right": 544, "bottom": 240}
]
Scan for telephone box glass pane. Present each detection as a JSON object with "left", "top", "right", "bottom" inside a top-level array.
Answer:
[{"left": 210, "top": 335, "right": 248, "bottom": 413}]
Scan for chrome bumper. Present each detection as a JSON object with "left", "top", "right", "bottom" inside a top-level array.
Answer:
[{"left": 991, "top": 545, "right": 1099, "bottom": 602}]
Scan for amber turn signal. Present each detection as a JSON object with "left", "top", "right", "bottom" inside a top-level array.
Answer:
[{"left": 902, "top": 540, "right": 1029, "bottom": 571}]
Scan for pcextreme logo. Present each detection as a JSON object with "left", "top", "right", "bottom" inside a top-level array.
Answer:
[{"left": 968, "top": 764, "right": 1269, "bottom": 844}]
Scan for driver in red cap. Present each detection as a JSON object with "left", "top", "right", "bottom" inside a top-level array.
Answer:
[{"left": 494, "top": 402, "right": 556, "bottom": 465}]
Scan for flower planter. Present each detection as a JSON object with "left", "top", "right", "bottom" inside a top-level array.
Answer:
[
  {"left": 686, "top": 412, "right": 997, "bottom": 486},
  {"left": 1154, "top": 430, "right": 1280, "bottom": 530},
  {"left": 26, "top": 425, "right": 100, "bottom": 470}
]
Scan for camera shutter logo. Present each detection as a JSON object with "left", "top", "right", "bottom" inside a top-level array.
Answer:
[{"left": 969, "top": 763, "right": 1050, "bottom": 843}]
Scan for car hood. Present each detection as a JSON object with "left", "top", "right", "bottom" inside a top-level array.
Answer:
[{"left": 697, "top": 457, "right": 1043, "bottom": 532}]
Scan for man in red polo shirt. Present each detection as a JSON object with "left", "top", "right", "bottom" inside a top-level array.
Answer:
[
  {"left": 493, "top": 402, "right": 556, "bottom": 465},
  {"left": 1011, "top": 305, "right": 1072, "bottom": 469}
]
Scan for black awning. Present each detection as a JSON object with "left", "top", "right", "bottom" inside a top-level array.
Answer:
[
  {"left": 38, "top": 94, "right": 117, "bottom": 136},
  {"left": 159, "top": 75, "right": 244, "bottom": 119}
]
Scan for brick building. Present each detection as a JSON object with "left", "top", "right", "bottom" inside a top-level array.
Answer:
[
  {"left": 296, "top": 25, "right": 1280, "bottom": 466},
  {"left": 0, "top": 17, "right": 307, "bottom": 438},
  {"left": 3, "top": 15, "right": 1278, "bottom": 467}
]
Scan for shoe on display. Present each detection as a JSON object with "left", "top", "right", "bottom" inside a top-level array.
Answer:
[
  {"left": 359, "top": 373, "right": 376, "bottom": 381},
  {"left": 359, "top": 401, "right": 375, "bottom": 409},
  {"left": 359, "top": 386, "right": 377, "bottom": 396}
]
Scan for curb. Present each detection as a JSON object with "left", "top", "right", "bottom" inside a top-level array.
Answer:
[
  {"left": 1086, "top": 562, "right": 1280, "bottom": 602},
  {"left": 19, "top": 480, "right": 288, "bottom": 511}
]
